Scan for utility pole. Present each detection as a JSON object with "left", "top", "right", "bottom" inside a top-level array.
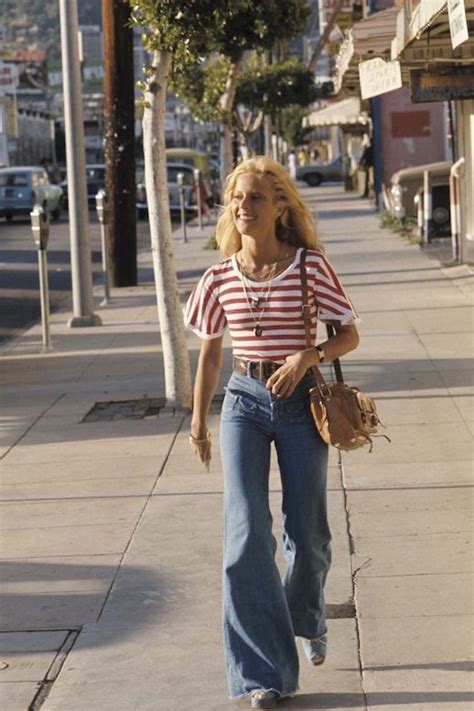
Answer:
[
  {"left": 102, "top": 0, "right": 137, "bottom": 286},
  {"left": 59, "top": 0, "right": 101, "bottom": 327}
]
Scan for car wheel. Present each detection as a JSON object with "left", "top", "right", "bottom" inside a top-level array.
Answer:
[
  {"left": 305, "top": 173, "right": 322, "bottom": 187},
  {"left": 5, "top": 213, "right": 13, "bottom": 223}
]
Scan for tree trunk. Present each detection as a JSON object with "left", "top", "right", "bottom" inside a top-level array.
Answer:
[
  {"left": 142, "top": 50, "right": 192, "bottom": 409},
  {"left": 219, "top": 56, "right": 243, "bottom": 187},
  {"left": 308, "top": 0, "right": 345, "bottom": 73}
]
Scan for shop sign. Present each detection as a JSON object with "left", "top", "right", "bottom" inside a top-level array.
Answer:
[
  {"left": 0, "top": 62, "right": 18, "bottom": 93},
  {"left": 359, "top": 57, "right": 402, "bottom": 100},
  {"left": 0, "top": 133, "right": 8, "bottom": 167},
  {"left": 447, "top": 0, "right": 469, "bottom": 49},
  {"left": 411, "top": 67, "right": 474, "bottom": 102}
]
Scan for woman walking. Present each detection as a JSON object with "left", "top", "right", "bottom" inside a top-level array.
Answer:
[{"left": 184, "top": 156, "right": 359, "bottom": 708}]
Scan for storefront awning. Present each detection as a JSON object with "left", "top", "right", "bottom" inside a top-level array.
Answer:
[
  {"left": 333, "top": 7, "right": 398, "bottom": 94},
  {"left": 391, "top": 0, "right": 474, "bottom": 75},
  {"left": 303, "top": 98, "right": 369, "bottom": 128}
]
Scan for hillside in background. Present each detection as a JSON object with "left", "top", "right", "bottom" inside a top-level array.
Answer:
[{"left": 1, "top": 0, "right": 102, "bottom": 61}]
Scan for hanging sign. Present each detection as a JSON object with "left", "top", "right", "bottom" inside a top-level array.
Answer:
[
  {"left": 359, "top": 58, "right": 402, "bottom": 99},
  {"left": 0, "top": 62, "right": 18, "bottom": 93},
  {"left": 411, "top": 67, "right": 474, "bottom": 102},
  {"left": 447, "top": 0, "right": 469, "bottom": 49}
]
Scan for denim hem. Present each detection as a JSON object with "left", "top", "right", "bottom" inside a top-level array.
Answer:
[{"left": 229, "top": 687, "right": 299, "bottom": 701}]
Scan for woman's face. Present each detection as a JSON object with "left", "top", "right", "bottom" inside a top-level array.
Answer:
[{"left": 231, "top": 172, "right": 280, "bottom": 239}]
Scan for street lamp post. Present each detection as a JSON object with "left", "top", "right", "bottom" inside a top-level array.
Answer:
[{"left": 59, "top": 0, "right": 101, "bottom": 328}]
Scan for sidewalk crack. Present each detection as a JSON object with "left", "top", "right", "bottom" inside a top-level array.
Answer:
[
  {"left": 28, "top": 628, "right": 81, "bottom": 710},
  {"left": 340, "top": 450, "right": 369, "bottom": 711},
  {"left": 1, "top": 394, "right": 65, "bottom": 461}
]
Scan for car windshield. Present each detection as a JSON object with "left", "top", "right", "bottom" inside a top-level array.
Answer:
[
  {"left": 86, "top": 167, "right": 105, "bottom": 181},
  {"left": 167, "top": 166, "right": 193, "bottom": 185},
  {"left": 0, "top": 173, "right": 29, "bottom": 187}
]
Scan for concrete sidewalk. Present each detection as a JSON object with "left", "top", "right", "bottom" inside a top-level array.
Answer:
[{"left": 1, "top": 186, "right": 473, "bottom": 711}]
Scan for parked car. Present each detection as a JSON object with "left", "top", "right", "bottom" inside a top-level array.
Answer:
[
  {"left": 295, "top": 154, "right": 344, "bottom": 186},
  {"left": 0, "top": 166, "right": 63, "bottom": 222},
  {"left": 389, "top": 160, "right": 451, "bottom": 236},
  {"left": 60, "top": 163, "right": 106, "bottom": 209},
  {"left": 135, "top": 163, "right": 198, "bottom": 220},
  {"left": 165, "top": 148, "right": 219, "bottom": 204}
]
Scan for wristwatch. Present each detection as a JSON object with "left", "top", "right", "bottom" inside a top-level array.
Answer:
[{"left": 316, "top": 345, "right": 325, "bottom": 363}]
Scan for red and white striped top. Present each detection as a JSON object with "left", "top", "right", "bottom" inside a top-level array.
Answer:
[{"left": 184, "top": 247, "right": 358, "bottom": 363}]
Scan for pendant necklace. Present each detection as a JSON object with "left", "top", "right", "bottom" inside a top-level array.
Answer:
[{"left": 238, "top": 256, "right": 278, "bottom": 337}]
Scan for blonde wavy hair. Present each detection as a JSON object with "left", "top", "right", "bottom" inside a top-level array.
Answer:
[{"left": 215, "top": 155, "right": 323, "bottom": 258}]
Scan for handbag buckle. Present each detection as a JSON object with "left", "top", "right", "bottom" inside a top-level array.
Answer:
[{"left": 317, "top": 381, "right": 332, "bottom": 401}]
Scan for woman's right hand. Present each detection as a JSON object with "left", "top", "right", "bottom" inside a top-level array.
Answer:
[{"left": 189, "top": 427, "right": 212, "bottom": 470}]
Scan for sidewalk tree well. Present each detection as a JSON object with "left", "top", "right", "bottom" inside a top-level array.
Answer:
[{"left": 129, "top": 0, "right": 239, "bottom": 409}]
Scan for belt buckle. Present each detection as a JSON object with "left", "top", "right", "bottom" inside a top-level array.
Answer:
[{"left": 258, "top": 361, "right": 264, "bottom": 380}]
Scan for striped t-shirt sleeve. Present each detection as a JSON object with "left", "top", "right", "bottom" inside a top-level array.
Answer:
[
  {"left": 312, "top": 253, "right": 360, "bottom": 325},
  {"left": 183, "top": 266, "right": 227, "bottom": 339}
]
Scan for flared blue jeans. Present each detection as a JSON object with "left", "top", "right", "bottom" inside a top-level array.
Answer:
[{"left": 220, "top": 371, "right": 331, "bottom": 699}]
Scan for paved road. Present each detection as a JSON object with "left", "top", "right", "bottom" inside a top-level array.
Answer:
[{"left": 0, "top": 214, "right": 155, "bottom": 344}]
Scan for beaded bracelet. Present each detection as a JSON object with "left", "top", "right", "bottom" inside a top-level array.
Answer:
[{"left": 189, "top": 430, "right": 211, "bottom": 445}]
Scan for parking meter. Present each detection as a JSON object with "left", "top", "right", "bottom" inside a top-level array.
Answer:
[
  {"left": 95, "top": 189, "right": 110, "bottom": 305},
  {"left": 177, "top": 172, "right": 188, "bottom": 243},
  {"left": 30, "top": 205, "right": 52, "bottom": 351},
  {"left": 193, "top": 168, "right": 203, "bottom": 230},
  {"left": 30, "top": 205, "right": 50, "bottom": 250},
  {"left": 95, "top": 188, "right": 108, "bottom": 225}
]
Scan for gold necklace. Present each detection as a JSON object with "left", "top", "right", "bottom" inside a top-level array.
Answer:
[{"left": 237, "top": 248, "right": 294, "bottom": 282}]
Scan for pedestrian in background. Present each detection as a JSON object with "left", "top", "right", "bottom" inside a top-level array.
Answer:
[
  {"left": 288, "top": 149, "right": 297, "bottom": 179},
  {"left": 184, "top": 156, "right": 359, "bottom": 709},
  {"left": 297, "top": 147, "right": 310, "bottom": 166}
]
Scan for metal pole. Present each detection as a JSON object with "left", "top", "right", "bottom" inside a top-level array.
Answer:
[
  {"left": 450, "top": 157, "right": 466, "bottom": 263},
  {"left": 59, "top": 0, "right": 101, "bottom": 328},
  {"left": 99, "top": 221, "right": 110, "bottom": 305},
  {"left": 177, "top": 172, "right": 188, "bottom": 243},
  {"left": 422, "top": 169, "right": 432, "bottom": 245},
  {"left": 194, "top": 168, "right": 203, "bottom": 231},
  {"left": 38, "top": 249, "right": 52, "bottom": 352}
]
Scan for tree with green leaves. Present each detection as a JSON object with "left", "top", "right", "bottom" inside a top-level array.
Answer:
[
  {"left": 130, "top": 0, "right": 242, "bottom": 409},
  {"left": 234, "top": 57, "right": 319, "bottom": 149},
  {"left": 177, "top": 0, "right": 311, "bottom": 183}
]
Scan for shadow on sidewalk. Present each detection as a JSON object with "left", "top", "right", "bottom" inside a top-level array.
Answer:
[
  {"left": 0, "top": 559, "right": 166, "bottom": 637},
  {"left": 280, "top": 690, "right": 474, "bottom": 709}
]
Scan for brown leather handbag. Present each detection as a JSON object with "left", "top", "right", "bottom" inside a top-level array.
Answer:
[{"left": 300, "top": 251, "right": 388, "bottom": 452}]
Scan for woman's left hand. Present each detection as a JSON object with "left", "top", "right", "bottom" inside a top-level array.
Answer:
[{"left": 266, "top": 351, "right": 312, "bottom": 398}]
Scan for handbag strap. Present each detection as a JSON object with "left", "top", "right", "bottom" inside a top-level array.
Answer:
[{"left": 300, "top": 249, "right": 344, "bottom": 385}]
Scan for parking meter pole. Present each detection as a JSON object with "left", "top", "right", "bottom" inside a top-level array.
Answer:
[
  {"left": 38, "top": 249, "right": 52, "bottom": 352},
  {"left": 177, "top": 172, "right": 188, "bottom": 243},
  {"left": 194, "top": 168, "right": 203, "bottom": 231},
  {"left": 96, "top": 189, "right": 110, "bottom": 305},
  {"left": 99, "top": 222, "right": 110, "bottom": 305},
  {"left": 30, "top": 206, "right": 52, "bottom": 352}
]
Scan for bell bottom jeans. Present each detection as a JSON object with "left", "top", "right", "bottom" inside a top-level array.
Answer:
[{"left": 220, "top": 371, "right": 331, "bottom": 699}]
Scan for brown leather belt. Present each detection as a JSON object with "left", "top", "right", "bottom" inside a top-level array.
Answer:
[{"left": 233, "top": 356, "right": 281, "bottom": 382}]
